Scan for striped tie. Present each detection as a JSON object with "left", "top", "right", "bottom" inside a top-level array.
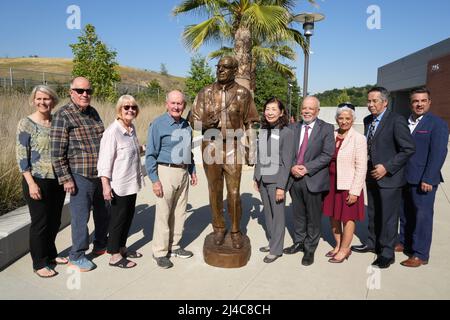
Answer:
[{"left": 367, "top": 119, "right": 377, "bottom": 159}]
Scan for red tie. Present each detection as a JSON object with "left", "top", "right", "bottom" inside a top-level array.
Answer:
[{"left": 297, "top": 125, "right": 309, "bottom": 165}]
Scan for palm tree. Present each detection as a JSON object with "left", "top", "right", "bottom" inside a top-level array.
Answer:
[{"left": 173, "top": 0, "right": 316, "bottom": 91}]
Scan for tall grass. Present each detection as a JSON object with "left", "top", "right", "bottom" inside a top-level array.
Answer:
[{"left": 0, "top": 92, "right": 166, "bottom": 215}]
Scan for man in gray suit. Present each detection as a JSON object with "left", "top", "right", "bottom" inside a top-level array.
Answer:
[{"left": 284, "top": 96, "right": 335, "bottom": 266}]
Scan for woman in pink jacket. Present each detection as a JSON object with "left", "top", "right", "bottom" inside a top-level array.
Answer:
[{"left": 323, "top": 103, "right": 367, "bottom": 263}]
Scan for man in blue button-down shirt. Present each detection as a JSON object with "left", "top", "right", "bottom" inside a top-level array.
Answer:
[{"left": 145, "top": 90, "right": 197, "bottom": 269}]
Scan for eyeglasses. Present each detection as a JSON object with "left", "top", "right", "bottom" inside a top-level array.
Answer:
[
  {"left": 72, "top": 88, "right": 93, "bottom": 95},
  {"left": 123, "top": 105, "right": 137, "bottom": 111},
  {"left": 216, "top": 64, "right": 234, "bottom": 69},
  {"left": 338, "top": 103, "right": 355, "bottom": 110}
]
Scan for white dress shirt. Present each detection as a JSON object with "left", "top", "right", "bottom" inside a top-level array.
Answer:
[
  {"left": 97, "top": 119, "right": 144, "bottom": 196},
  {"left": 298, "top": 120, "right": 316, "bottom": 151},
  {"left": 408, "top": 115, "right": 423, "bottom": 134}
]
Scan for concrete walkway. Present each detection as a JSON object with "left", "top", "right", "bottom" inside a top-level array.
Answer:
[{"left": 1, "top": 144, "right": 450, "bottom": 300}]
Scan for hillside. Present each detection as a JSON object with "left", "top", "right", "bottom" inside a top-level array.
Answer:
[
  {"left": 0, "top": 57, "right": 185, "bottom": 90},
  {"left": 315, "top": 85, "right": 374, "bottom": 106}
]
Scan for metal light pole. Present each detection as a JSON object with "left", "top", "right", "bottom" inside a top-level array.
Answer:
[
  {"left": 293, "top": 13, "right": 325, "bottom": 98},
  {"left": 287, "top": 80, "right": 293, "bottom": 121}
]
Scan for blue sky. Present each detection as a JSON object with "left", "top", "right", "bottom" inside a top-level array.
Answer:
[{"left": 0, "top": 0, "right": 449, "bottom": 93}]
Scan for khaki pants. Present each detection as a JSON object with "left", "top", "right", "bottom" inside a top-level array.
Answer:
[{"left": 152, "top": 165, "right": 189, "bottom": 258}]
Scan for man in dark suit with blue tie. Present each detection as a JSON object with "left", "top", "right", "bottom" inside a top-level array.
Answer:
[
  {"left": 397, "top": 88, "right": 449, "bottom": 267},
  {"left": 351, "top": 87, "right": 415, "bottom": 269}
]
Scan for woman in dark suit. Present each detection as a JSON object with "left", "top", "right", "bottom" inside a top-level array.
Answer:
[{"left": 254, "top": 97, "right": 294, "bottom": 263}]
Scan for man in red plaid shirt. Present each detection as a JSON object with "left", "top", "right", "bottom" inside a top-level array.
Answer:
[{"left": 51, "top": 77, "right": 110, "bottom": 272}]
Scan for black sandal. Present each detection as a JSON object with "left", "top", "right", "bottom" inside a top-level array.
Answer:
[
  {"left": 34, "top": 266, "right": 58, "bottom": 278},
  {"left": 124, "top": 251, "right": 143, "bottom": 259},
  {"left": 109, "top": 257, "right": 137, "bottom": 269}
]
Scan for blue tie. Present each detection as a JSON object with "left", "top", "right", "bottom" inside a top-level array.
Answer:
[{"left": 367, "top": 118, "right": 377, "bottom": 159}]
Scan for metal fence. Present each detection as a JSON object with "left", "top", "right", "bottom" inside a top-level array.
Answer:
[{"left": 0, "top": 67, "right": 164, "bottom": 100}]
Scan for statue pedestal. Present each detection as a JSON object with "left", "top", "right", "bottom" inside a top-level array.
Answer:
[{"left": 203, "top": 232, "right": 251, "bottom": 268}]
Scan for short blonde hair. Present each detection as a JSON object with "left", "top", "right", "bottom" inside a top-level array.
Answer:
[
  {"left": 29, "top": 85, "right": 59, "bottom": 107},
  {"left": 116, "top": 95, "right": 140, "bottom": 119}
]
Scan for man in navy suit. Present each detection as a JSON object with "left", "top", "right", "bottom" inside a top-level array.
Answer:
[
  {"left": 351, "top": 87, "right": 415, "bottom": 269},
  {"left": 397, "top": 88, "right": 449, "bottom": 267}
]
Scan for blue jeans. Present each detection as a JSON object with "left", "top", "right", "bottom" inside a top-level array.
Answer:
[{"left": 69, "top": 174, "right": 110, "bottom": 260}]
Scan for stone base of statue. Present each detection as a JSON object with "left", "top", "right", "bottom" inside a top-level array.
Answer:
[{"left": 203, "top": 232, "right": 251, "bottom": 268}]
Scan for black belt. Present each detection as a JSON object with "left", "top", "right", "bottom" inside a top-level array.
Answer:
[{"left": 158, "top": 162, "right": 188, "bottom": 169}]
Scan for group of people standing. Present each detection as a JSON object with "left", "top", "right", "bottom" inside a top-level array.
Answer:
[
  {"left": 15, "top": 68, "right": 448, "bottom": 278},
  {"left": 16, "top": 77, "right": 196, "bottom": 276},
  {"left": 254, "top": 86, "right": 448, "bottom": 270}
]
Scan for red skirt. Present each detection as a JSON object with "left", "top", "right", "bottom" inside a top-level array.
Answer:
[{"left": 322, "top": 159, "right": 364, "bottom": 222}]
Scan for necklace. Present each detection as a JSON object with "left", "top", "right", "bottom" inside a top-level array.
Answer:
[{"left": 30, "top": 113, "right": 51, "bottom": 127}]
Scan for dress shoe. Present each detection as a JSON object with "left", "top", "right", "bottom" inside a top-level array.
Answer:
[
  {"left": 328, "top": 250, "right": 351, "bottom": 263},
  {"left": 372, "top": 256, "right": 395, "bottom": 269},
  {"left": 263, "top": 254, "right": 282, "bottom": 263},
  {"left": 351, "top": 244, "right": 375, "bottom": 253},
  {"left": 213, "top": 228, "right": 226, "bottom": 246},
  {"left": 230, "top": 232, "right": 243, "bottom": 249},
  {"left": 301, "top": 252, "right": 314, "bottom": 266},
  {"left": 400, "top": 256, "right": 428, "bottom": 268},
  {"left": 259, "top": 246, "right": 270, "bottom": 253},
  {"left": 394, "top": 243, "right": 404, "bottom": 253},
  {"left": 325, "top": 250, "right": 338, "bottom": 258},
  {"left": 283, "top": 242, "right": 304, "bottom": 255}
]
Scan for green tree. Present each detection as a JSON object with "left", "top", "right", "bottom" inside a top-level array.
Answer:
[
  {"left": 315, "top": 85, "right": 373, "bottom": 106},
  {"left": 173, "top": 0, "right": 315, "bottom": 91},
  {"left": 336, "top": 89, "right": 351, "bottom": 104},
  {"left": 185, "top": 54, "right": 215, "bottom": 103},
  {"left": 148, "top": 79, "right": 164, "bottom": 101},
  {"left": 70, "top": 24, "right": 120, "bottom": 102},
  {"left": 255, "top": 63, "right": 300, "bottom": 116},
  {"left": 160, "top": 63, "right": 169, "bottom": 76}
]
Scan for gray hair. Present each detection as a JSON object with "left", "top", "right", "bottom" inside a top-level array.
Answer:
[
  {"left": 166, "top": 90, "right": 186, "bottom": 103},
  {"left": 70, "top": 76, "right": 91, "bottom": 88},
  {"left": 303, "top": 95, "right": 321, "bottom": 109},
  {"left": 368, "top": 86, "right": 390, "bottom": 102},
  {"left": 29, "top": 85, "right": 59, "bottom": 107},
  {"left": 335, "top": 106, "right": 356, "bottom": 121}
]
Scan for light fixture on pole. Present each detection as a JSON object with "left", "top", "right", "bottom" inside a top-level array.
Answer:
[{"left": 293, "top": 12, "right": 325, "bottom": 98}]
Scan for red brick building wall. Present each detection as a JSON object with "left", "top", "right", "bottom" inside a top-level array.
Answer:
[{"left": 427, "top": 54, "right": 450, "bottom": 128}]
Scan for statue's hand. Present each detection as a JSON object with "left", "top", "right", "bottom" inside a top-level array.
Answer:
[{"left": 205, "top": 112, "right": 219, "bottom": 129}]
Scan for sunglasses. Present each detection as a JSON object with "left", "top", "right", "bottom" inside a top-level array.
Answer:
[
  {"left": 72, "top": 88, "right": 93, "bottom": 95},
  {"left": 123, "top": 105, "right": 138, "bottom": 111},
  {"left": 338, "top": 103, "right": 355, "bottom": 110}
]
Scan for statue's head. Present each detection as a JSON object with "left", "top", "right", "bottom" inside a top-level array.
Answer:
[{"left": 216, "top": 56, "right": 238, "bottom": 85}]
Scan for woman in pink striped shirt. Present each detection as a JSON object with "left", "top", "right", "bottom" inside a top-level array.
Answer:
[
  {"left": 97, "top": 95, "right": 145, "bottom": 269},
  {"left": 322, "top": 103, "right": 367, "bottom": 263}
]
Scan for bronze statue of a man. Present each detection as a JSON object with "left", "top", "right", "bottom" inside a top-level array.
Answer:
[{"left": 190, "top": 56, "right": 259, "bottom": 249}]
